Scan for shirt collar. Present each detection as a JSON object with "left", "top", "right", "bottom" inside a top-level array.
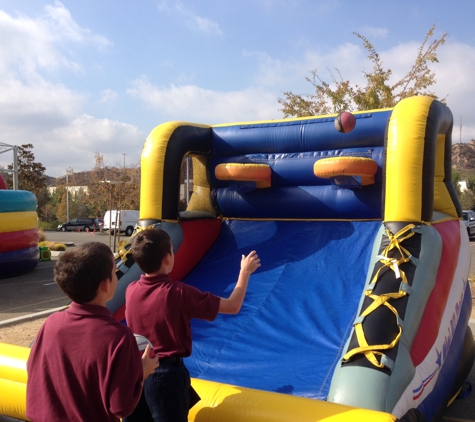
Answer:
[
  {"left": 140, "top": 273, "right": 172, "bottom": 285},
  {"left": 67, "top": 302, "right": 113, "bottom": 318}
]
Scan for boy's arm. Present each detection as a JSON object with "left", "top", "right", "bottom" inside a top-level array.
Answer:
[{"left": 218, "top": 250, "right": 260, "bottom": 314}]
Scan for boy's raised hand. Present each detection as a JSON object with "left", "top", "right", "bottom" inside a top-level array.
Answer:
[
  {"left": 241, "top": 250, "right": 261, "bottom": 275},
  {"left": 219, "top": 250, "right": 261, "bottom": 314}
]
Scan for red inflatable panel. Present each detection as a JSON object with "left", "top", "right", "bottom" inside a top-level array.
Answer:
[
  {"left": 0, "top": 174, "right": 7, "bottom": 190},
  {"left": 169, "top": 219, "right": 221, "bottom": 281},
  {"left": 0, "top": 229, "right": 38, "bottom": 253},
  {"left": 410, "top": 220, "right": 461, "bottom": 366}
]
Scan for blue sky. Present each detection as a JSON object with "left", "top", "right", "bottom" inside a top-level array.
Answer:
[{"left": 0, "top": 0, "right": 474, "bottom": 177}]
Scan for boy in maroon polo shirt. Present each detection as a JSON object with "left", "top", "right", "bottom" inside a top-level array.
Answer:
[
  {"left": 26, "top": 242, "right": 159, "bottom": 422},
  {"left": 124, "top": 228, "right": 261, "bottom": 422}
]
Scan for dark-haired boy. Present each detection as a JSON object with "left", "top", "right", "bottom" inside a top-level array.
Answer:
[
  {"left": 124, "top": 228, "right": 261, "bottom": 422},
  {"left": 26, "top": 242, "right": 159, "bottom": 422}
]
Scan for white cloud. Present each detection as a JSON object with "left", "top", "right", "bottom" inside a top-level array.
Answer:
[
  {"left": 0, "top": 76, "right": 83, "bottom": 133},
  {"left": 301, "top": 43, "right": 367, "bottom": 84},
  {"left": 44, "top": 1, "right": 111, "bottom": 49},
  {"left": 357, "top": 26, "right": 389, "bottom": 39},
  {"left": 241, "top": 42, "right": 366, "bottom": 99},
  {"left": 128, "top": 35, "right": 475, "bottom": 145},
  {"left": 355, "top": 38, "right": 475, "bottom": 141},
  {"left": 0, "top": 2, "right": 111, "bottom": 78},
  {"left": 127, "top": 76, "right": 279, "bottom": 123},
  {"left": 193, "top": 15, "right": 222, "bottom": 34},
  {"left": 243, "top": 50, "right": 289, "bottom": 87},
  {"left": 0, "top": 9, "right": 74, "bottom": 76},
  {"left": 0, "top": 3, "right": 140, "bottom": 177},
  {"left": 10, "top": 115, "right": 144, "bottom": 177},
  {"left": 432, "top": 41, "right": 475, "bottom": 141},
  {"left": 100, "top": 89, "right": 118, "bottom": 103},
  {"left": 45, "top": 115, "right": 144, "bottom": 172},
  {"left": 157, "top": 0, "right": 222, "bottom": 35},
  {"left": 243, "top": 42, "right": 368, "bottom": 98}
]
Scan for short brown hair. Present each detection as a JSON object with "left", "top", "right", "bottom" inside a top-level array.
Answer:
[
  {"left": 132, "top": 229, "right": 172, "bottom": 274},
  {"left": 54, "top": 242, "right": 114, "bottom": 303}
]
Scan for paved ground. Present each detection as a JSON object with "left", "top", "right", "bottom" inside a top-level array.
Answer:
[
  {"left": 0, "top": 230, "right": 130, "bottom": 323},
  {"left": 0, "top": 232, "right": 474, "bottom": 421}
]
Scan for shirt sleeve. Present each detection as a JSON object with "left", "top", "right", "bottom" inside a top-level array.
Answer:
[
  {"left": 107, "top": 330, "right": 143, "bottom": 418},
  {"left": 183, "top": 284, "right": 221, "bottom": 321}
]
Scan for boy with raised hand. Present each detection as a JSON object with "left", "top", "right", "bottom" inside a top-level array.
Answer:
[
  {"left": 124, "top": 228, "right": 261, "bottom": 422},
  {"left": 26, "top": 242, "right": 159, "bottom": 422}
]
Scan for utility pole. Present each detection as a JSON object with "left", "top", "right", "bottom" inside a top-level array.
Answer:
[
  {"left": 116, "top": 154, "right": 126, "bottom": 248},
  {"left": 66, "top": 173, "right": 69, "bottom": 222},
  {"left": 460, "top": 115, "right": 462, "bottom": 144},
  {"left": 12, "top": 145, "right": 18, "bottom": 190}
]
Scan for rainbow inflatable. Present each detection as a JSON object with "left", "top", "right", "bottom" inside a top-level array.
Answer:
[
  {"left": 0, "top": 96, "right": 473, "bottom": 421},
  {"left": 0, "top": 174, "right": 39, "bottom": 279}
]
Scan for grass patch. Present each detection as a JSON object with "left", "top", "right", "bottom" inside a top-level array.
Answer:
[{"left": 38, "top": 221, "right": 59, "bottom": 231}]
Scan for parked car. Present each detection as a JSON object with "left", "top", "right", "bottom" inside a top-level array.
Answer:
[
  {"left": 57, "top": 218, "right": 96, "bottom": 232},
  {"left": 103, "top": 210, "right": 139, "bottom": 236},
  {"left": 462, "top": 210, "right": 475, "bottom": 239}
]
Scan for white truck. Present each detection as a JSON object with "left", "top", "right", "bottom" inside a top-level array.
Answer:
[{"left": 103, "top": 210, "right": 139, "bottom": 236}]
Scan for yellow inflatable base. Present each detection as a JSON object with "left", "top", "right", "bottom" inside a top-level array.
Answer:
[{"left": 0, "top": 342, "right": 396, "bottom": 422}]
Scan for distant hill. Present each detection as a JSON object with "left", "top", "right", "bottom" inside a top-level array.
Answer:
[
  {"left": 46, "top": 167, "right": 140, "bottom": 187},
  {"left": 43, "top": 174, "right": 56, "bottom": 186},
  {"left": 452, "top": 140, "right": 475, "bottom": 172}
]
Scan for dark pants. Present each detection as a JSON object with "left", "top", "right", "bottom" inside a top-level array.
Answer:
[{"left": 124, "top": 361, "right": 192, "bottom": 422}]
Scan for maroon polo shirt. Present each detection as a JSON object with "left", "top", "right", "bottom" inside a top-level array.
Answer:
[
  {"left": 26, "top": 302, "right": 143, "bottom": 422},
  {"left": 125, "top": 273, "right": 220, "bottom": 357}
]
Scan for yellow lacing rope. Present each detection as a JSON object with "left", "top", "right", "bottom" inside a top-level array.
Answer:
[{"left": 343, "top": 223, "right": 417, "bottom": 369}]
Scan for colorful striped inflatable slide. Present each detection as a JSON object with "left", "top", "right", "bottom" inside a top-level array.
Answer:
[
  {"left": 0, "top": 174, "right": 39, "bottom": 279},
  {"left": 0, "top": 96, "right": 473, "bottom": 421}
]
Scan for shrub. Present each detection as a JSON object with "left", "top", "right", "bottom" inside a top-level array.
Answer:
[
  {"left": 38, "top": 229, "right": 46, "bottom": 242},
  {"left": 38, "top": 241, "right": 67, "bottom": 251},
  {"left": 52, "top": 243, "right": 67, "bottom": 251}
]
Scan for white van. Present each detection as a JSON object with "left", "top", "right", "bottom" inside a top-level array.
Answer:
[{"left": 103, "top": 210, "right": 139, "bottom": 236}]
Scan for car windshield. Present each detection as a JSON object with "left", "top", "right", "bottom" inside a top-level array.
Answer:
[{"left": 463, "top": 213, "right": 468, "bottom": 221}]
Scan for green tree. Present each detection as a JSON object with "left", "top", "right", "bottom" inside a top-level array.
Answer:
[
  {"left": 6, "top": 144, "right": 47, "bottom": 193},
  {"left": 278, "top": 24, "right": 447, "bottom": 117},
  {"left": 453, "top": 170, "right": 475, "bottom": 210},
  {"left": 461, "top": 177, "right": 475, "bottom": 210},
  {"left": 59, "top": 169, "right": 93, "bottom": 220},
  {"left": 84, "top": 152, "right": 140, "bottom": 218},
  {"left": 52, "top": 186, "right": 68, "bottom": 223},
  {"left": 5, "top": 144, "right": 49, "bottom": 219},
  {"left": 452, "top": 170, "right": 463, "bottom": 196}
]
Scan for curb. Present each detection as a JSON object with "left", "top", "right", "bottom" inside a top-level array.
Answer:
[{"left": 0, "top": 306, "right": 69, "bottom": 329}]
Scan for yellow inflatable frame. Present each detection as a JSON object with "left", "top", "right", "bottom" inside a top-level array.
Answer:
[{"left": 0, "top": 96, "right": 461, "bottom": 421}]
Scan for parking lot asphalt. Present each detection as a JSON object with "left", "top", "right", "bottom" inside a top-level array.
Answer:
[
  {"left": 0, "top": 232, "right": 474, "bottom": 421},
  {"left": 0, "top": 231, "right": 130, "bottom": 324}
]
